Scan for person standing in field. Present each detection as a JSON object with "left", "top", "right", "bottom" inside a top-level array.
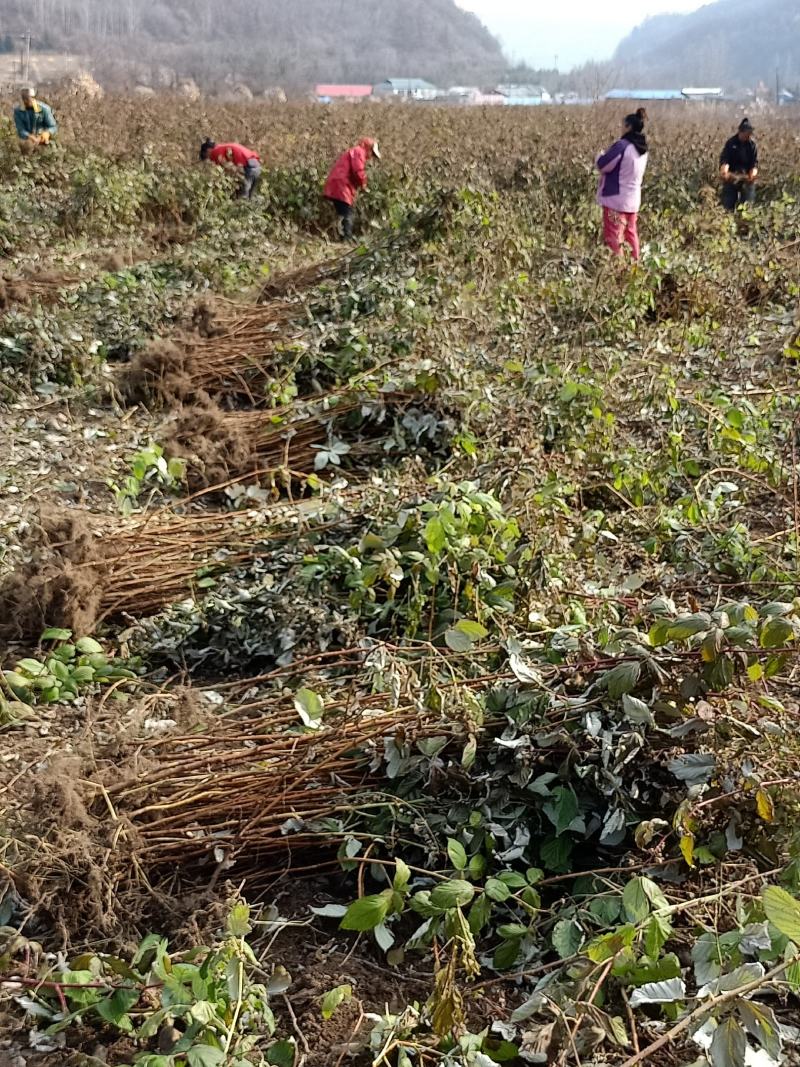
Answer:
[
  {"left": 200, "top": 139, "right": 262, "bottom": 199},
  {"left": 595, "top": 108, "right": 649, "bottom": 262},
  {"left": 719, "top": 118, "right": 758, "bottom": 211},
  {"left": 323, "top": 138, "right": 381, "bottom": 240},
  {"left": 14, "top": 86, "right": 57, "bottom": 154}
]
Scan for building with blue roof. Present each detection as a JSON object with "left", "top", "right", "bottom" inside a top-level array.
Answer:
[{"left": 606, "top": 89, "right": 685, "bottom": 101}]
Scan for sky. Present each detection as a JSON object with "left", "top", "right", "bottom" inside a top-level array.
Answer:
[{"left": 457, "top": 0, "right": 708, "bottom": 69}]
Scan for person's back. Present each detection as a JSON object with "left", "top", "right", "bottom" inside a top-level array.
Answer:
[
  {"left": 199, "top": 139, "right": 262, "bottom": 199},
  {"left": 595, "top": 108, "right": 649, "bottom": 261},
  {"left": 597, "top": 139, "right": 648, "bottom": 214},
  {"left": 207, "top": 143, "right": 260, "bottom": 168},
  {"left": 323, "top": 138, "right": 381, "bottom": 240},
  {"left": 324, "top": 145, "right": 368, "bottom": 206}
]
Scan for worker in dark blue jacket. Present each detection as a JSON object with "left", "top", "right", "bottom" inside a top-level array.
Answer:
[{"left": 719, "top": 118, "right": 758, "bottom": 211}]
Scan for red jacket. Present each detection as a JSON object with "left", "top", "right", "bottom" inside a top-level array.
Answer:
[
  {"left": 208, "top": 143, "right": 260, "bottom": 167},
  {"left": 323, "top": 139, "right": 374, "bottom": 205}
]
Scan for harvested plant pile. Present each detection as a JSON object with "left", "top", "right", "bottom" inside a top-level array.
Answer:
[{"left": 0, "top": 506, "right": 306, "bottom": 635}]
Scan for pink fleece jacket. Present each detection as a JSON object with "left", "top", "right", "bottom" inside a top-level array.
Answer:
[{"left": 596, "top": 139, "right": 648, "bottom": 214}]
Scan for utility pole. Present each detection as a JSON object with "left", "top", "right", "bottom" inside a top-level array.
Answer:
[{"left": 18, "top": 31, "right": 31, "bottom": 84}]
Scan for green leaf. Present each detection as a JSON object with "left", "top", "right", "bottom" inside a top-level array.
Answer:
[
  {"left": 189, "top": 1000, "right": 220, "bottom": 1025},
  {"left": 424, "top": 516, "right": 446, "bottom": 554},
  {"left": 340, "top": 893, "right": 391, "bottom": 931},
  {"left": 445, "top": 620, "right": 489, "bottom": 653},
  {"left": 468, "top": 893, "right": 492, "bottom": 934},
  {"left": 586, "top": 925, "right": 636, "bottom": 963},
  {"left": 429, "top": 879, "right": 475, "bottom": 910},
  {"left": 763, "top": 885, "right": 800, "bottom": 942},
  {"left": 604, "top": 661, "right": 642, "bottom": 699},
  {"left": 760, "top": 617, "right": 794, "bottom": 649},
  {"left": 668, "top": 613, "right": 712, "bottom": 641},
  {"left": 481, "top": 1037, "right": 520, "bottom": 1062},
  {"left": 95, "top": 987, "right": 139, "bottom": 1031},
  {"left": 186, "top": 1047, "right": 226, "bottom": 1067},
  {"left": 136, "top": 1006, "right": 173, "bottom": 1040},
  {"left": 17, "top": 659, "right": 47, "bottom": 677},
  {"left": 709, "top": 1017, "right": 747, "bottom": 1067},
  {"left": 644, "top": 913, "right": 673, "bottom": 957},
  {"left": 393, "top": 858, "right": 411, "bottom": 892},
  {"left": 623, "top": 878, "right": 651, "bottom": 923},
  {"left": 321, "top": 984, "right": 352, "bottom": 1020},
  {"left": 738, "top": 1001, "right": 782, "bottom": 1060},
  {"left": 493, "top": 939, "right": 521, "bottom": 970},
  {"left": 75, "top": 637, "right": 104, "bottom": 654},
  {"left": 266, "top": 1039, "right": 296, "bottom": 1067},
  {"left": 485, "top": 878, "right": 512, "bottom": 902},
  {"left": 552, "top": 918, "right": 584, "bottom": 959},
  {"left": 227, "top": 901, "right": 252, "bottom": 937},
  {"left": 40, "top": 628, "right": 72, "bottom": 642},
  {"left": 540, "top": 836, "right": 573, "bottom": 872},
  {"left": 623, "top": 877, "right": 668, "bottom": 922},
  {"left": 294, "top": 687, "right": 324, "bottom": 729},
  {"left": 447, "top": 840, "right": 468, "bottom": 870},
  {"left": 544, "top": 786, "right": 580, "bottom": 836}
]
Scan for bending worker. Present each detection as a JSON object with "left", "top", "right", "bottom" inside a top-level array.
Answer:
[
  {"left": 14, "top": 86, "right": 57, "bottom": 153},
  {"left": 200, "top": 139, "right": 262, "bottom": 199},
  {"left": 323, "top": 138, "right": 381, "bottom": 240},
  {"left": 719, "top": 118, "right": 758, "bottom": 211}
]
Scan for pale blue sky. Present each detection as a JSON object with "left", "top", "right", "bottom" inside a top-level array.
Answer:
[{"left": 458, "top": 0, "right": 708, "bottom": 69}]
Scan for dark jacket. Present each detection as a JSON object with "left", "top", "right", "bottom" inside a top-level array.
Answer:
[{"left": 720, "top": 134, "right": 758, "bottom": 175}]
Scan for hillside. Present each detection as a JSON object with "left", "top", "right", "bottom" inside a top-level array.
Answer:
[
  {"left": 0, "top": 0, "right": 506, "bottom": 92},
  {"left": 614, "top": 0, "right": 800, "bottom": 89}
]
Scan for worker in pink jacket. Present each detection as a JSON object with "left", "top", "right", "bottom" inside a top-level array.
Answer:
[
  {"left": 595, "top": 108, "right": 649, "bottom": 261},
  {"left": 323, "top": 137, "right": 381, "bottom": 240}
]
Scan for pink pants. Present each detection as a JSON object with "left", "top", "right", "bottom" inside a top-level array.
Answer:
[{"left": 603, "top": 207, "right": 640, "bottom": 261}]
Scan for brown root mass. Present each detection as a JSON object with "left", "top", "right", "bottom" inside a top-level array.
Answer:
[
  {"left": 164, "top": 401, "right": 258, "bottom": 490},
  {"left": 121, "top": 338, "right": 211, "bottom": 407},
  {"left": 0, "top": 506, "right": 108, "bottom": 637}
]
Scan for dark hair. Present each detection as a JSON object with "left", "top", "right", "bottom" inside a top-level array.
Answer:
[
  {"left": 624, "top": 107, "right": 647, "bottom": 134},
  {"left": 199, "top": 138, "right": 216, "bottom": 160},
  {"left": 738, "top": 117, "right": 754, "bottom": 133}
]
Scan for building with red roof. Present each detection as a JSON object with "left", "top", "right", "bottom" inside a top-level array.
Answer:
[{"left": 315, "top": 84, "right": 373, "bottom": 102}]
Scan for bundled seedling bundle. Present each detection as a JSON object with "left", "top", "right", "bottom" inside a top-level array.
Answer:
[
  {"left": 0, "top": 505, "right": 308, "bottom": 637},
  {"left": 122, "top": 298, "right": 302, "bottom": 406},
  {"left": 0, "top": 271, "right": 82, "bottom": 310},
  {"left": 166, "top": 387, "right": 449, "bottom": 490}
]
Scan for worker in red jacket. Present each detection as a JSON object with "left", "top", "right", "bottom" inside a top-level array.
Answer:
[
  {"left": 323, "top": 138, "right": 381, "bottom": 240},
  {"left": 200, "top": 139, "right": 262, "bottom": 199}
]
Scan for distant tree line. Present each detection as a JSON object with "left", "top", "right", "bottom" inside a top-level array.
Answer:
[{"left": 0, "top": 0, "right": 507, "bottom": 91}]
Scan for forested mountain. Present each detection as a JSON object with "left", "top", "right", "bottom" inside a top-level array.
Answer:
[
  {"left": 614, "top": 0, "right": 800, "bottom": 89},
  {"left": 2, "top": 0, "right": 506, "bottom": 92}
]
